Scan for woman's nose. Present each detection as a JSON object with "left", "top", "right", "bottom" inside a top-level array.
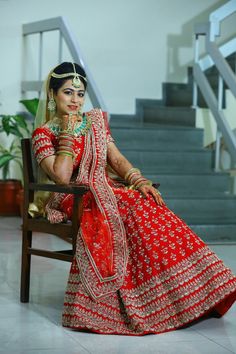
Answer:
[{"left": 71, "top": 93, "right": 78, "bottom": 102}]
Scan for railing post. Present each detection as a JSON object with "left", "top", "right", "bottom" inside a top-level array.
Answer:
[
  {"left": 192, "top": 34, "right": 199, "bottom": 109},
  {"left": 59, "top": 31, "right": 63, "bottom": 63},
  {"left": 214, "top": 74, "right": 224, "bottom": 171},
  {"left": 39, "top": 32, "right": 43, "bottom": 81}
]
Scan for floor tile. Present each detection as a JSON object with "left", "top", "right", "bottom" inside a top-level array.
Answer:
[
  {"left": 63, "top": 332, "right": 236, "bottom": 354},
  {"left": 0, "top": 216, "right": 236, "bottom": 354}
]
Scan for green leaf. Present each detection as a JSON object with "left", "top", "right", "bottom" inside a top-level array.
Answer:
[
  {"left": 0, "top": 143, "right": 6, "bottom": 153},
  {"left": 13, "top": 115, "right": 31, "bottom": 137},
  {"left": 13, "top": 115, "right": 28, "bottom": 130},
  {"left": 8, "top": 126, "right": 24, "bottom": 138},
  {"left": 0, "top": 115, "right": 23, "bottom": 137},
  {"left": 0, "top": 153, "right": 15, "bottom": 168},
  {"left": 2, "top": 162, "right": 10, "bottom": 179},
  {"left": 8, "top": 140, "right": 18, "bottom": 154},
  {"left": 2, "top": 116, "right": 11, "bottom": 135},
  {"left": 20, "top": 98, "right": 39, "bottom": 116}
]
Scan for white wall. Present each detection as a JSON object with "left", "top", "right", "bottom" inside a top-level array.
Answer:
[
  {"left": 196, "top": 91, "right": 236, "bottom": 148},
  {"left": 0, "top": 0, "right": 227, "bottom": 116}
]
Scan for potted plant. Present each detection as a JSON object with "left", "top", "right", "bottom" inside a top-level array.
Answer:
[{"left": 0, "top": 98, "right": 38, "bottom": 215}]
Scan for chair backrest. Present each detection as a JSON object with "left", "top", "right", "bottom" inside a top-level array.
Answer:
[{"left": 21, "top": 138, "right": 37, "bottom": 186}]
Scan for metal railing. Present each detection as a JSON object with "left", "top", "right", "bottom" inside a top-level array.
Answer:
[
  {"left": 193, "top": 0, "right": 236, "bottom": 170},
  {"left": 22, "top": 16, "right": 107, "bottom": 112}
]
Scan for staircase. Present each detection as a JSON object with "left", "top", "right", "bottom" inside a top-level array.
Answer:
[{"left": 109, "top": 57, "right": 236, "bottom": 244}]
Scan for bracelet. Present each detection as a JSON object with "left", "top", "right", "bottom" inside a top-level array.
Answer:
[
  {"left": 57, "top": 132, "right": 75, "bottom": 158},
  {"left": 129, "top": 172, "right": 142, "bottom": 184},
  {"left": 56, "top": 150, "right": 74, "bottom": 157},
  {"left": 124, "top": 168, "right": 141, "bottom": 181},
  {"left": 60, "top": 132, "right": 74, "bottom": 139},
  {"left": 58, "top": 139, "right": 74, "bottom": 146},
  {"left": 57, "top": 146, "right": 74, "bottom": 153},
  {"left": 133, "top": 176, "right": 147, "bottom": 187}
]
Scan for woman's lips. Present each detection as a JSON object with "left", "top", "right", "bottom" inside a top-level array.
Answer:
[{"left": 68, "top": 105, "right": 78, "bottom": 110}]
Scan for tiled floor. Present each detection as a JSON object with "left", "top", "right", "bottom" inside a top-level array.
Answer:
[{"left": 0, "top": 216, "right": 236, "bottom": 354}]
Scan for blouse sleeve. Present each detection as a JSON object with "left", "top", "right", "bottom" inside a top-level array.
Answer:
[
  {"left": 102, "top": 111, "right": 115, "bottom": 144},
  {"left": 32, "top": 127, "right": 56, "bottom": 165}
]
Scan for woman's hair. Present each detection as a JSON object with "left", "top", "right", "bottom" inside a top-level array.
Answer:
[{"left": 49, "top": 62, "right": 87, "bottom": 93}]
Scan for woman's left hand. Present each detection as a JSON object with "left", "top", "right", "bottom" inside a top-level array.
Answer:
[{"left": 138, "top": 185, "right": 165, "bottom": 206}]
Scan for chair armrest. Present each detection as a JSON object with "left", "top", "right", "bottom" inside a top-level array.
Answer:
[{"left": 28, "top": 182, "right": 89, "bottom": 195}]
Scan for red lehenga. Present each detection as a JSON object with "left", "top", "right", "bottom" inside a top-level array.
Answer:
[{"left": 32, "top": 109, "right": 236, "bottom": 335}]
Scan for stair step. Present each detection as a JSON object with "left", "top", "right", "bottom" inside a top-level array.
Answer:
[
  {"left": 165, "top": 196, "right": 236, "bottom": 224},
  {"left": 122, "top": 150, "right": 213, "bottom": 173},
  {"left": 145, "top": 173, "right": 230, "bottom": 196},
  {"left": 110, "top": 114, "right": 139, "bottom": 127},
  {"left": 112, "top": 127, "right": 204, "bottom": 150},
  {"left": 110, "top": 119, "right": 199, "bottom": 131},
  {"left": 143, "top": 106, "right": 196, "bottom": 126},
  {"left": 163, "top": 83, "right": 208, "bottom": 108},
  {"left": 190, "top": 224, "right": 236, "bottom": 243},
  {"left": 108, "top": 53, "right": 236, "bottom": 243}
]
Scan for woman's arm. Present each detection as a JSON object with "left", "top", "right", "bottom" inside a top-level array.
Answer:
[
  {"left": 40, "top": 154, "right": 73, "bottom": 184},
  {"left": 38, "top": 115, "right": 78, "bottom": 184},
  {"left": 107, "top": 142, "right": 164, "bottom": 205},
  {"left": 107, "top": 142, "right": 133, "bottom": 178}
]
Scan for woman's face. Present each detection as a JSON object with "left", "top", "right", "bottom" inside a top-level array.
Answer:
[{"left": 53, "top": 79, "right": 85, "bottom": 118}]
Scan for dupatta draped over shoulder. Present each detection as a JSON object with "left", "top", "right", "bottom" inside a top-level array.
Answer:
[{"left": 44, "top": 109, "right": 128, "bottom": 300}]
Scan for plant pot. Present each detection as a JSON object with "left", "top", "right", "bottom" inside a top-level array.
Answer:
[{"left": 0, "top": 179, "right": 22, "bottom": 216}]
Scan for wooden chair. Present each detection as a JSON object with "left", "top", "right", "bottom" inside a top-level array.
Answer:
[{"left": 20, "top": 138, "right": 89, "bottom": 303}]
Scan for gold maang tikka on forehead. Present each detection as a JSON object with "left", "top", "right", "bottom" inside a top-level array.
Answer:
[{"left": 50, "top": 63, "right": 87, "bottom": 88}]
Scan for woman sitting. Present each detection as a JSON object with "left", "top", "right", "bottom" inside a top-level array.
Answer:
[{"left": 32, "top": 61, "right": 236, "bottom": 335}]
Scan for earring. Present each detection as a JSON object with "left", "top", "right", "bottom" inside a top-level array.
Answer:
[{"left": 47, "top": 96, "right": 56, "bottom": 112}]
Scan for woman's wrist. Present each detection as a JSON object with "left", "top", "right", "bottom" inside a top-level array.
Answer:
[
  {"left": 124, "top": 167, "right": 141, "bottom": 182},
  {"left": 56, "top": 130, "right": 75, "bottom": 158},
  {"left": 124, "top": 167, "right": 152, "bottom": 190}
]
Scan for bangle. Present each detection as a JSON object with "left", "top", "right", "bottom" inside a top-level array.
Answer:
[
  {"left": 56, "top": 150, "right": 74, "bottom": 157},
  {"left": 124, "top": 168, "right": 141, "bottom": 181},
  {"left": 129, "top": 172, "right": 141, "bottom": 184},
  {"left": 59, "top": 139, "right": 74, "bottom": 146},
  {"left": 133, "top": 176, "right": 147, "bottom": 187},
  {"left": 57, "top": 145, "right": 74, "bottom": 153},
  {"left": 60, "top": 132, "right": 74, "bottom": 139}
]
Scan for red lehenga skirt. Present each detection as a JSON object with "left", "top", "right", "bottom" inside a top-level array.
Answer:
[{"left": 61, "top": 187, "right": 236, "bottom": 335}]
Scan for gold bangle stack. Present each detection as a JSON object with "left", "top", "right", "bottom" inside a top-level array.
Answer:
[
  {"left": 124, "top": 168, "right": 141, "bottom": 182},
  {"left": 56, "top": 132, "right": 75, "bottom": 158},
  {"left": 124, "top": 167, "right": 152, "bottom": 190}
]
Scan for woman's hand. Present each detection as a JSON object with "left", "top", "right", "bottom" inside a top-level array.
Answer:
[
  {"left": 62, "top": 113, "right": 80, "bottom": 132},
  {"left": 138, "top": 184, "right": 164, "bottom": 206}
]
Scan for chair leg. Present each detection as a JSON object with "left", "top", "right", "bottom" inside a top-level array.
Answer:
[{"left": 20, "top": 230, "right": 32, "bottom": 303}]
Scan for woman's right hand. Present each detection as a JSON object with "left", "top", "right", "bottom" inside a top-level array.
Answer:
[{"left": 61, "top": 114, "right": 79, "bottom": 133}]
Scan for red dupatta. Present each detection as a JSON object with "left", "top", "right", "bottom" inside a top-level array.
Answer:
[{"left": 46, "top": 109, "right": 128, "bottom": 300}]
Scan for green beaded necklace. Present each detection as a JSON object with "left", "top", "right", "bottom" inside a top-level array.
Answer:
[
  {"left": 74, "top": 114, "right": 92, "bottom": 137},
  {"left": 47, "top": 114, "right": 92, "bottom": 137}
]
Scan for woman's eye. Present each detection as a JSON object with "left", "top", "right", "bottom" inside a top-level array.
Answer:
[
  {"left": 64, "top": 90, "right": 72, "bottom": 95},
  {"left": 78, "top": 93, "right": 84, "bottom": 97}
]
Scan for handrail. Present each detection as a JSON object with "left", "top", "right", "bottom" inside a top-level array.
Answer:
[
  {"left": 22, "top": 17, "right": 108, "bottom": 112},
  {"left": 193, "top": 0, "right": 236, "bottom": 168},
  {"left": 209, "top": 0, "right": 236, "bottom": 40},
  {"left": 198, "top": 37, "right": 236, "bottom": 71}
]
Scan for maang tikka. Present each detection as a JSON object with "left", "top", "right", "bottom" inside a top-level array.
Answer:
[{"left": 50, "top": 62, "right": 87, "bottom": 89}]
